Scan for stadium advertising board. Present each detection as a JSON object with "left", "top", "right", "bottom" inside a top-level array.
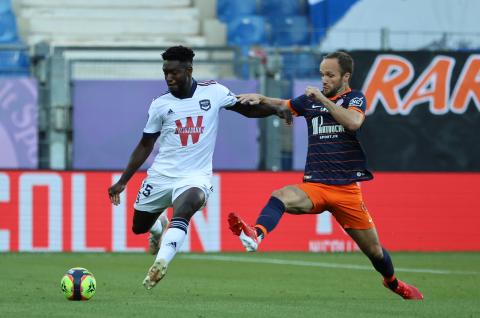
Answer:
[
  {"left": 0, "top": 78, "right": 38, "bottom": 169},
  {"left": 1, "top": 171, "right": 479, "bottom": 252},
  {"left": 72, "top": 79, "right": 259, "bottom": 170},
  {"left": 293, "top": 52, "right": 480, "bottom": 171}
]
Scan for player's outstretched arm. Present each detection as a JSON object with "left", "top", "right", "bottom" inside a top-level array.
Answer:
[
  {"left": 228, "top": 94, "right": 292, "bottom": 125},
  {"left": 108, "top": 133, "right": 158, "bottom": 205}
]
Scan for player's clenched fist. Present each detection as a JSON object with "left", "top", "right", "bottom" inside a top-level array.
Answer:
[{"left": 305, "top": 86, "right": 325, "bottom": 101}]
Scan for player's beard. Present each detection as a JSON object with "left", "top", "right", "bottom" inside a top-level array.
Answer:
[
  {"left": 168, "top": 81, "right": 186, "bottom": 97},
  {"left": 322, "top": 81, "right": 343, "bottom": 98}
]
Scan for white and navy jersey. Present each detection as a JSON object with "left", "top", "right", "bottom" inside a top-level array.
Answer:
[
  {"left": 143, "top": 80, "right": 236, "bottom": 178},
  {"left": 289, "top": 89, "right": 373, "bottom": 185}
]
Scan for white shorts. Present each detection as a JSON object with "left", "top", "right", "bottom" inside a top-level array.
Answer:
[{"left": 133, "top": 175, "right": 213, "bottom": 213}]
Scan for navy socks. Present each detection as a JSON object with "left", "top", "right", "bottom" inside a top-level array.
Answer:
[
  {"left": 371, "top": 247, "right": 398, "bottom": 289},
  {"left": 254, "top": 197, "right": 286, "bottom": 238}
]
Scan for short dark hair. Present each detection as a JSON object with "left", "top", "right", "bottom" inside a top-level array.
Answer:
[
  {"left": 161, "top": 46, "right": 195, "bottom": 63},
  {"left": 324, "top": 51, "right": 353, "bottom": 76}
]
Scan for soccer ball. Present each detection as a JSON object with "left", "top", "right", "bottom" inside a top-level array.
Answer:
[{"left": 60, "top": 267, "right": 96, "bottom": 301}]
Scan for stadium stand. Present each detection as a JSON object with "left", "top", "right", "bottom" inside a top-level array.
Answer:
[
  {"left": 0, "top": 0, "right": 29, "bottom": 75},
  {"left": 16, "top": 0, "right": 206, "bottom": 47},
  {"left": 320, "top": 0, "right": 480, "bottom": 51},
  {"left": 308, "top": 0, "right": 358, "bottom": 44},
  {"left": 270, "top": 16, "right": 311, "bottom": 46},
  {"left": 281, "top": 52, "right": 319, "bottom": 79},
  {"left": 227, "top": 15, "right": 268, "bottom": 46},
  {"left": 12, "top": 0, "right": 234, "bottom": 79},
  {"left": 217, "top": 0, "right": 257, "bottom": 23},
  {"left": 260, "top": 0, "right": 306, "bottom": 21},
  {"left": 226, "top": 14, "right": 269, "bottom": 78},
  {"left": 0, "top": 50, "right": 30, "bottom": 75},
  {"left": 0, "top": 10, "right": 18, "bottom": 43},
  {"left": 223, "top": 0, "right": 311, "bottom": 47},
  {"left": 220, "top": 0, "right": 316, "bottom": 79},
  {"left": 0, "top": 0, "right": 12, "bottom": 12}
]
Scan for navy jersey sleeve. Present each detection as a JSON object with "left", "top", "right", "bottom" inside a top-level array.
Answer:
[
  {"left": 289, "top": 94, "right": 311, "bottom": 116},
  {"left": 346, "top": 91, "right": 367, "bottom": 113}
]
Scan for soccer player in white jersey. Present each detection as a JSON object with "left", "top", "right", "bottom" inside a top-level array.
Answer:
[{"left": 108, "top": 46, "right": 291, "bottom": 290}]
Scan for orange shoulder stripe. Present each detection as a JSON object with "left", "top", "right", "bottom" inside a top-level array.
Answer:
[
  {"left": 348, "top": 106, "right": 365, "bottom": 116},
  {"left": 287, "top": 100, "right": 299, "bottom": 116}
]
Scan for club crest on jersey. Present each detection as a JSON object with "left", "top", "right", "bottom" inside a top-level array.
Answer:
[
  {"left": 349, "top": 97, "right": 364, "bottom": 107},
  {"left": 199, "top": 99, "right": 211, "bottom": 111}
]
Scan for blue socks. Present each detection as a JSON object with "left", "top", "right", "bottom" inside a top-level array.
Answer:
[
  {"left": 371, "top": 247, "right": 398, "bottom": 289},
  {"left": 254, "top": 197, "right": 286, "bottom": 238}
]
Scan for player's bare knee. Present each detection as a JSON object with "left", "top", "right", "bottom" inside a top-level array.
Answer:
[
  {"left": 271, "top": 188, "right": 284, "bottom": 200},
  {"left": 272, "top": 186, "right": 302, "bottom": 208}
]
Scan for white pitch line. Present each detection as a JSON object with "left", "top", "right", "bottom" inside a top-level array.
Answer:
[{"left": 180, "top": 254, "right": 479, "bottom": 276}]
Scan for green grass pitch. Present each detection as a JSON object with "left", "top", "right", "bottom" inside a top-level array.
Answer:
[{"left": 1, "top": 252, "right": 479, "bottom": 318}]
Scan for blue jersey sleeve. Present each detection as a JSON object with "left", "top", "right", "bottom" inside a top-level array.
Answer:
[
  {"left": 290, "top": 94, "right": 311, "bottom": 116},
  {"left": 346, "top": 91, "right": 367, "bottom": 113}
]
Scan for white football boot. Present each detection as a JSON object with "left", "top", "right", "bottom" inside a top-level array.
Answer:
[{"left": 143, "top": 259, "right": 168, "bottom": 290}]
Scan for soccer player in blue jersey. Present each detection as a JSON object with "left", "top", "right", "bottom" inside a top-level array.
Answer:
[{"left": 228, "top": 51, "right": 423, "bottom": 300}]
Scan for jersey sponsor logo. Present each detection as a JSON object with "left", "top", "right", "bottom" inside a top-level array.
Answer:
[
  {"left": 349, "top": 97, "right": 364, "bottom": 107},
  {"left": 312, "top": 116, "right": 345, "bottom": 138},
  {"left": 167, "top": 109, "right": 175, "bottom": 115},
  {"left": 199, "top": 99, "right": 211, "bottom": 111},
  {"left": 175, "top": 116, "right": 205, "bottom": 146}
]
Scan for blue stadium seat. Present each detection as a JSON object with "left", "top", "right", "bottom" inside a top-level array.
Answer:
[
  {"left": 0, "top": 0, "right": 12, "bottom": 13},
  {"left": 227, "top": 16, "right": 269, "bottom": 45},
  {"left": 260, "top": 0, "right": 305, "bottom": 19},
  {"left": 0, "top": 51, "right": 30, "bottom": 75},
  {"left": 270, "top": 16, "right": 310, "bottom": 46},
  {"left": 281, "top": 53, "right": 319, "bottom": 79},
  {"left": 309, "top": 0, "right": 358, "bottom": 44},
  {"left": 0, "top": 11, "right": 19, "bottom": 43},
  {"left": 217, "top": 0, "right": 257, "bottom": 23}
]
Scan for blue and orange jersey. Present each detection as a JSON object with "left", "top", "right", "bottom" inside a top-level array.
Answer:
[{"left": 289, "top": 89, "right": 373, "bottom": 185}]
